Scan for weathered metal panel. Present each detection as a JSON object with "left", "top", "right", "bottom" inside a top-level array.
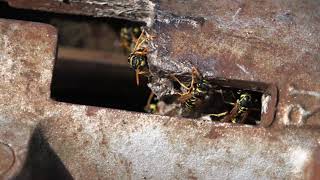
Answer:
[
  {"left": 0, "top": 0, "right": 319, "bottom": 179},
  {"left": 7, "top": 0, "right": 155, "bottom": 24},
  {"left": 0, "top": 18, "right": 58, "bottom": 179},
  {"left": 148, "top": 0, "right": 320, "bottom": 128}
]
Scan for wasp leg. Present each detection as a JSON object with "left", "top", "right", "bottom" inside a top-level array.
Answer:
[
  {"left": 135, "top": 69, "right": 150, "bottom": 86},
  {"left": 171, "top": 67, "right": 198, "bottom": 98},
  {"left": 135, "top": 39, "right": 147, "bottom": 51},
  {"left": 134, "top": 32, "right": 153, "bottom": 52},
  {"left": 224, "top": 101, "right": 235, "bottom": 106},
  {"left": 133, "top": 48, "right": 148, "bottom": 56},
  {"left": 144, "top": 30, "right": 156, "bottom": 41},
  {"left": 144, "top": 92, "right": 155, "bottom": 112},
  {"left": 170, "top": 75, "right": 194, "bottom": 99},
  {"left": 221, "top": 103, "right": 239, "bottom": 123},
  {"left": 231, "top": 118, "right": 237, "bottom": 123},
  {"left": 133, "top": 31, "right": 155, "bottom": 53},
  {"left": 175, "top": 67, "right": 198, "bottom": 95},
  {"left": 135, "top": 69, "right": 141, "bottom": 86},
  {"left": 188, "top": 68, "right": 197, "bottom": 93},
  {"left": 138, "top": 71, "right": 148, "bottom": 75},
  {"left": 132, "top": 29, "right": 145, "bottom": 51},
  {"left": 170, "top": 75, "right": 190, "bottom": 90},
  {"left": 208, "top": 111, "right": 228, "bottom": 117}
]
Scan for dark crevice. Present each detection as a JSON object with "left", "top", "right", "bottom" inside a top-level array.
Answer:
[{"left": 51, "top": 59, "right": 151, "bottom": 112}]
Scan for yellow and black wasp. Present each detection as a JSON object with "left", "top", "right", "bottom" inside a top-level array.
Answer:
[
  {"left": 128, "top": 29, "right": 155, "bottom": 85},
  {"left": 171, "top": 67, "right": 225, "bottom": 117},
  {"left": 220, "top": 91, "right": 253, "bottom": 123}
]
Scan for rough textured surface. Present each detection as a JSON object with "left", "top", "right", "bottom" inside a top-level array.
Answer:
[
  {"left": 1, "top": 0, "right": 320, "bottom": 179},
  {"left": 0, "top": 17, "right": 320, "bottom": 179},
  {"left": 0, "top": 18, "right": 58, "bottom": 179},
  {"left": 148, "top": 0, "right": 320, "bottom": 128},
  {"left": 7, "top": 0, "right": 156, "bottom": 25}
]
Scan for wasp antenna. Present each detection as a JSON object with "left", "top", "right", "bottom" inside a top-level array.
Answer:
[{"left": 132, "top": 29, "right": 145, "bottom": 52}]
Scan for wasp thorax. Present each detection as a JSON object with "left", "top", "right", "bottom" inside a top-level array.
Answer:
[
  {"left": 197, "top": 80, "right": 211, "bottom": 91},
  {"left": 129, "top": 54, "right": 147, "bottom": 69},
  {"left": 239, "top": 94, "right": 252, "bottom": 107},
  {"left": 194, "top": 79, "right": 211, "bottom": 98}
]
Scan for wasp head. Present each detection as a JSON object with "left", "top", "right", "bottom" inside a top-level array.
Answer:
[
  {"left": 238, "top": 93, "right": 252, "bottom": 108},
  {"left": 128, "top": 54, "right": 147, "bottom": 70}
]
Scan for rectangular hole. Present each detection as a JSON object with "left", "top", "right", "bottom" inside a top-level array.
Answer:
[
  {"left": 0, "top": 2, "right": 151, "bottom": 112},
  {"left": 208, "top": 79, "right": 277, "bottom": 126},
  {"left": 48, "top": 13, "right": 151, "bottom": 112},
  {"left": 158, "top": 75, "right": 277, "bottom": 126}
]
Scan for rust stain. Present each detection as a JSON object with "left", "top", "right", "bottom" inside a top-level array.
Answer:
[
  {"left": 101, "top": 135, "right": 108, "bottom": 146},
  {"left": 205, "top": 126, "right": 223, "bottom": 139},
  {"left": 187, "top": 169, "right": 198, "bottom": 180},
  {"left": 86, "top": 106, "right": 101, "bottom": 117},
  {"left": 0, "top": 1, "right": 320, "bottom": 179},
  {"left": 305, "top": 146, "right": 320, "bottom": 180}
]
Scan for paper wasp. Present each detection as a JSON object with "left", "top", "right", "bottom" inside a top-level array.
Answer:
[
  {"left": 218, "top": 91, "right": 254, "bottom": 123},
  {"left": 171, "top": 67, "right": 205, "bottom": 109},
  {"left": 172, "top": 68, "right": 257, "bottom": 123},
  {"left": 171, "top": 67, "right": 224, "bottom": 117},
  {"left": 128, "top": 29, "right": 155, "bottom": 85}
]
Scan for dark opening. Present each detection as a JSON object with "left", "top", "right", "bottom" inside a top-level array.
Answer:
[
  {"left": 0, "top": 2, "right": 151, "bottom": 112},
  {"left": 48, "top": 16, "right": 150, "bottom": 112},
  {"left": 164, "top": 74, "right": 272, "bottom": 125},
  {"left": 202, "top": 79, "right": 266, "bottom": 125}
]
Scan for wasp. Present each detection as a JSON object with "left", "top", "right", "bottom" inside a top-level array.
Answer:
[
  {"left": 128, "top": 29, "right": 155, "bottom": 85},
  {"left": 171, "top": 67, "right": 202, "bottom": 107},
  {"left": 220, "top": 92, "right": 253, "bottom": 123},
  {"left": 184, "top": 78, "right": 212, "bottom": 111},
  {"left": 171, "top": 67, "right": 216, "bottom": 116},
  {"left": 120, "top": 27, "right": 142, "bottom": 52}
]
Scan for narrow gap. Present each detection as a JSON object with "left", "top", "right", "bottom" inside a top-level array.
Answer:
[
  {"left": 203, "top": 79, "right": 267, "bottom": 125},
  {"left": 156, "top": 75, "right": 271, "bottom": 125}
]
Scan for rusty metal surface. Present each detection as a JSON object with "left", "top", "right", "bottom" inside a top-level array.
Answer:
[
  {"left": 6, "top": 0, "right": 155, "bottom": 24},
  {"left": 0, "top": 1, "right": 320, "bottom": 179},
  {"left": 0, "top": 18, "right": 58, "bottom": 179},
  {"left": 0, "top": 18, "right": 319, "bottom": 179},
  {"left": 148, "top": 0, "right": 320, "bottom": 128}
]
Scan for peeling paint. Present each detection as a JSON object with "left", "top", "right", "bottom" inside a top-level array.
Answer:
[{"left": 261, "top": 94, "right": 271, "bottom": 114}]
